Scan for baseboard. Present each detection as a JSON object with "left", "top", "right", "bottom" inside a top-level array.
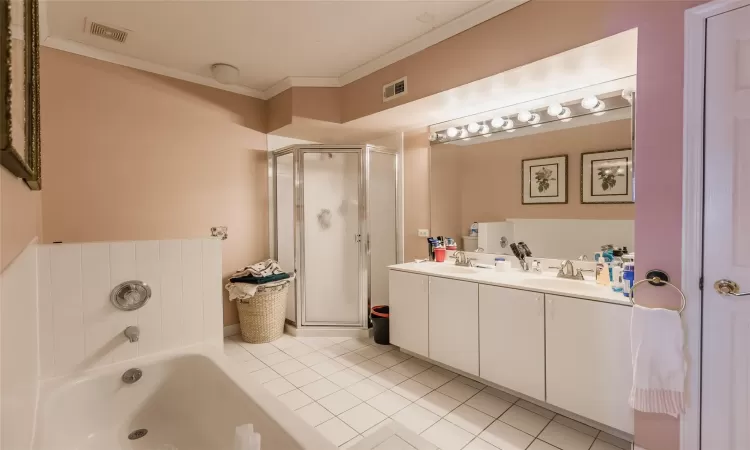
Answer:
[
  {"left": 284, "top": 323, "right": 370, "bottom": 338},
  {"left": 223, "top": 324, "right": 240, "bottom": 337}
]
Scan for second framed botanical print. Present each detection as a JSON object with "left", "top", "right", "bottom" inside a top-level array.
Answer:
[
  {"left": 581, "top": 149, "right": 633, "bottom": 204},
  {"left": 522, "top": 155, "right": 567, "bottom": 204}
]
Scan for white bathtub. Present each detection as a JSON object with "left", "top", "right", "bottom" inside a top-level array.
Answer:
[{"left": 33, "top": 346, "right": 335, "bottom": 450}]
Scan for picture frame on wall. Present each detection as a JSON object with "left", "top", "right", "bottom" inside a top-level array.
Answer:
[
  {"left": 521, "top": 155, "right": 567, "bottom": 204},
  {"left": 581, "top": 149, "right": 634, "bottom": 204}
]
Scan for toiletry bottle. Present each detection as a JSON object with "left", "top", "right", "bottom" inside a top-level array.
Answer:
[
  {"left": 470, "top": 222, "right": 479, "bottom": 237},
  {"left": 596, "top": 256, "right": 610, "bottom": 286},
  {"left": 622, "top": 262, "right": 635, "bottom": 297}
]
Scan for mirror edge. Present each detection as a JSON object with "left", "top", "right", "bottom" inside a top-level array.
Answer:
[{"left": 0, "top": 0, "right": 41, "bottom": 190}]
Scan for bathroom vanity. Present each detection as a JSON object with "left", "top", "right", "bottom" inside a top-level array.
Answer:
[{"left": 388, "top": 262, "right": 633, "bottom": 435}]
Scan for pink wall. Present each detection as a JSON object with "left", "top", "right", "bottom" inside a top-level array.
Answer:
[
  {"left": 1, "top": 171, "right": 42, "bottom": 271},
  {"left": 429, "top": 120, "right": 634, "bottom": 241},
  {"left": 403, "top": 132, "right": 431, "bottom": 261},
  {"left": 39, "top": 48, "right": 269, "bottom": 326}
]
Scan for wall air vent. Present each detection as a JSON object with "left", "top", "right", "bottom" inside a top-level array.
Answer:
[
  {"left": 383, "top": 77, "right": 407, "bottom": 102},
  {"left": 88, "top": 20, "right": 129, "bottom": 43}
]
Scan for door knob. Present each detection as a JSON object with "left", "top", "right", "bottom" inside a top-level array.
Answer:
[{"left": 714, "top": 279, "right": 750, "bottom": 297}]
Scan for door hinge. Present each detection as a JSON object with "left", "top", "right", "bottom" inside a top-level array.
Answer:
[{"left": 699, "top": 276, "right": 704, "bottom": 291}]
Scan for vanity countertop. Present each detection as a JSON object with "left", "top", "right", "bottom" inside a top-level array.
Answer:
[{"left": 389, "top": 261, "right": 632, "bottom": 306}]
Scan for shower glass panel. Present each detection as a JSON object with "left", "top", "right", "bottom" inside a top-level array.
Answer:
[
  {"left": 275, "top": 152, "right": 296, "bottom": 322},
  {"left": 301, "top": 150, "right": 363, "bottom": 325}
]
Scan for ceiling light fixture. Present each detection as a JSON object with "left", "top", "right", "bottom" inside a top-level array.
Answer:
[
  {"left": 211, "top": 63, "right": 240, "bottom": 85},
  {"left": 446, "top": 127, "right": 459, "bottom": 138},
  {"left": 467, "top": 123, "right": 480, "bottom": 133}
]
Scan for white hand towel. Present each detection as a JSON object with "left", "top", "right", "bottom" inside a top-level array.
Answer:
[
  {"left": 629, "top": 304, "right": 686, "bottom": 417},
  {"left": 234, "top": 424, "right": 261, "bottom": 450}
]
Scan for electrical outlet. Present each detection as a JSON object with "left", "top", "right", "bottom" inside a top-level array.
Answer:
[{"left": 417, "top": 229, "right": 429, "bottom": 237}]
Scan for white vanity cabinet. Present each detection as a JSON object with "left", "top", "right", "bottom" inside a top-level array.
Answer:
[
  {"left": 388, "top": 271, "right": 429, "bottom": 357},
  {"left": 428, "top": 276, "right": 479, "bottom": 375},
  {"left": 479, "top": 285, "right": 545, "bottom": 401},
  {"left": 545, "top": 294, "right": 634, "bottom": 434}
]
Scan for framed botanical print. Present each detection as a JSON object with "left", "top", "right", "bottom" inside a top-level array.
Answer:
[
  {"left": 581, "top": 149, "right": 633, "bottom": 204},
  {"left": 522, "top": 155, "right": 567, "bottom": 204}
]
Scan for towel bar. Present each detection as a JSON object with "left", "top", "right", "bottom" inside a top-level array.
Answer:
[{"left": 630, "top": 270, "right": 686, "bottom": 314}]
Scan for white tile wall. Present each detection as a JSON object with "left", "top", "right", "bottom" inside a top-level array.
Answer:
[
  {"left": 38, "top": 238, "right": 223, "bottom": 378},
  {"left": 1, "top": 240, "right": 39, "bottom": 450}
]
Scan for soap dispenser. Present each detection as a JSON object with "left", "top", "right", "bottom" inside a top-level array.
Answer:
[{"left": 596, "top": 256, "right": 610, "bottom": 286}]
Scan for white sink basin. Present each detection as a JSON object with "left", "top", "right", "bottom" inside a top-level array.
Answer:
[
  {"left": 520, "top": 277, "right": 604, "bottom": 294},
  {"left": 430, "top": 265, "right": 481, "bottom": 275}
]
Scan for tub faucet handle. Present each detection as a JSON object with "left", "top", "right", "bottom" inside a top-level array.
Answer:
[{"left": 124, "top": 326, "right": 140, "bottom": 343}]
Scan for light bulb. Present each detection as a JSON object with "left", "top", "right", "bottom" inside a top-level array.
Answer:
[
  {"left": 479, "top": 124, "right": 490, "bottom": 134},
  {"left": 459, "top": 128, "right": 469, "bottom": 139},
  {"left": 581, "top": 96, "right": 601, "bottom": 110},
  {"left": 547, "top": 104, "right": 563, "bottom": 116},
  {"left": 593, "top": 100, "right": 606, "bottom": 114},
  {"left": 490, "top": 117, "right": 505, "bottom": 128},
  {"left": 517, "top": 111, "right": 533, "bottom": 123},
  {"left": 467, "top": 123, "right": 480, "bottom": 133},
  {"left": 502, "top": 119, "right": 514, "bottom": 130},
  {"left": 446, "top": 127, "right": 459, "bottom": 138},
  {"left": 621, "top": 89, "right": 634, "bottom": 103},
  {"left": 528, "top": 113, "right": 541, "bottom": 125},
  {"left": 429, "top": 132, "right": 438, "bottom": 142}
]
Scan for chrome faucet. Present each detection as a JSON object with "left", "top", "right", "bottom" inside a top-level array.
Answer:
[
  {"left": 555, "top": 260, "right": 585, "bottom": 280},
  {"left": 531, "top": 259, "right": 542, "bottom": 273},
  {"left": 124, "top": 326, "right": 140, "bottom": 343},
  {"left": 452, "top": 251, "right": 473, "bottom": 267}
]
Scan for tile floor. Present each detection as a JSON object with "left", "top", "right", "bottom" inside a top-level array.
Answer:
[{"left": 224, "top": 334, "right": 632, "bottom": 450}]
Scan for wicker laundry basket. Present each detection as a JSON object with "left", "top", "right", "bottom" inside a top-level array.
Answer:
[{"left": 236, "top": 284, "right": 289, "bottom": 343}]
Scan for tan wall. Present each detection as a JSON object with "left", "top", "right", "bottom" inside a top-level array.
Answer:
[
  {"left": 428, "top": 120, "right": 635, "bottom": 235},
  {"left": 403, "top": 132, "right": 431, "bottom": 261},
  {"left": 39, "top": 48, "right": 269, "bottom": 326}
]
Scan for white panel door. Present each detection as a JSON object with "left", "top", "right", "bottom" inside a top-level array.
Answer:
[
  {"left": 369, "top": 151, "right": 398, "bottom": 307},
  {"left": 479, "top": 285, "right": 545, "bottom": 400},
  {"left": 545, "top": 295, "right": 633, "bottom": 433},
  {"left": 389, "top": 270, "right": 428, "bottom": 357},
  {"left": 703, "top": 6, "right": 750, "bottom": 448},
  {"left": 429, "top": 276, "right": 479, "bottom": 375}
]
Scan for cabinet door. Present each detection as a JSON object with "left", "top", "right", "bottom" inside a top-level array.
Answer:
[
  {"left": 389, "top": 271, "right": 429, "bottom": 357},
  {"left": 545, "top": 294, "right": 633, "bottom": 433},
  {"left": 428, "top": 276, "right": 479, "bottom": 375},
  {"left": 479, "top": 285, "right": 545, "bottom": 400}
]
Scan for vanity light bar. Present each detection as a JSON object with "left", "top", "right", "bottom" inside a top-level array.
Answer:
[{"left": 429, "top": 91, "right": 633, "bottom": 143}]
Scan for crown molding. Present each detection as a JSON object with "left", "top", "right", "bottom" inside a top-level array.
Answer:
[
  {"left": 42, "top": 36, "right": 267, "bottom": 98},
  {"left": 40, "top": 0, "right": 527, "bottom": 100},
  {"left": 337, "top": 0, "right": 527, "bottom": 86}
]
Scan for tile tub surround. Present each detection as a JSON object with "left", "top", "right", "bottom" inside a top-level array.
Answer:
[
  {"left": 1, "top": 241, "right": 40, "bottom": 450},
  {"left": 224, "top": 335, "right": 632, "bottom": 450},
  {"left": 37, "top": 239, "right": 223, "bottom": 378}
]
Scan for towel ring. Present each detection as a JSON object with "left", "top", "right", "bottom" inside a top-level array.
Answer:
[{"left": 630, "top": 275, "right": 686, "bottom": 314}]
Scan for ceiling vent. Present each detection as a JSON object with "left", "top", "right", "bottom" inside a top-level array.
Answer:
[
  {"left": 383, "top": 77, "right": 407, "bottom": 102},
  {"left": 88, "top": 20, "right": 128, "bottom": 43}
]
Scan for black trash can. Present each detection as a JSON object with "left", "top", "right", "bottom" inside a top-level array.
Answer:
[{"left": 370, "top": 305, "right": 390, "bottom": 345}]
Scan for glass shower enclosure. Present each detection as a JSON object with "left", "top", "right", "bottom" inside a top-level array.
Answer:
[{"left": 269, "top": 145, "right": 401, "bottom": 329}]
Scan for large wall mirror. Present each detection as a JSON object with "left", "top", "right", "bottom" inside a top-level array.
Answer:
[
  {"left": 1, "top": 0, "right": 41, "bottom": 190},
  {"left": 429, "top": 80, "right": 635, "bottom": 261}
]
